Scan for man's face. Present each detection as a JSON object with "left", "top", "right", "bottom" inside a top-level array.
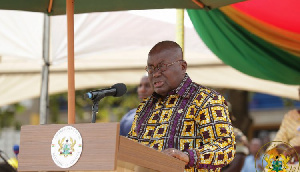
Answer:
[
  {"left": 249, "top": 139, "right": 261, "bottom": 155},
  {"left": 147, "top": 49, "right": 186, "bottom": 97},
  {"left": 137, "top": 76, "right": 153, "bottom": 100}
]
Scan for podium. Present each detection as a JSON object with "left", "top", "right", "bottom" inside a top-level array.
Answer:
[{"left": 18, "top": 123, "right": 185, "bottom": 172}]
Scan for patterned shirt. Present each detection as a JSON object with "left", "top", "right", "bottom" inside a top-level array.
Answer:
[{"left": 128, "top": 74, "right": 235, "bottom": 172}]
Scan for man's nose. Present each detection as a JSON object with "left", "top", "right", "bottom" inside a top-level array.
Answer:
[
  {"left": 152, "top": 69, "right": 161, "bottom": 77},
  {"left": 140, "top": 86, "right": 146, "bottom": 92}
]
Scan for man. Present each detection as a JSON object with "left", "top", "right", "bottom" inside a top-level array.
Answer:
[
  {"left": 128, "top": 41, "right": 235, "bottom": 171},
  {"left": 120, "top": 74, "right": 153, "bottom": 136},
  {"left": 241, "top": 138, "right": 265, "bottom": 172},
  {"left": 267, "top": 87, "right": 300, "bottom": 164}
]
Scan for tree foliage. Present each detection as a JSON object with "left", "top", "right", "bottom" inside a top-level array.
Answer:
[
  {"left": 48, "top": 85, "right": 139, "bottom": 123},
  {"left": 0, "top": 104, "right": 24, "bottom": 130}
]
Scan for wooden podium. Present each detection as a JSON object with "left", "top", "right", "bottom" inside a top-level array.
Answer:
[{"left": 18, "top": 123, "right": 185, "bottom": 172}]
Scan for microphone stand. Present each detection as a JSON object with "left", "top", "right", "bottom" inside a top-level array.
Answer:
[{"left": 91, "top": 92, "right": 105, "bottom": 123}]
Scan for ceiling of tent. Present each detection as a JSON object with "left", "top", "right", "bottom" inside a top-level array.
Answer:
[
  {"left": 187, "top": 0, "right": 300, "bottom": 85},
  {"left": 0, "top": 0, "right": 245, "bottom": 15},
  {"left": 0, "top": 9, "right": 298, "bottom": 107}
]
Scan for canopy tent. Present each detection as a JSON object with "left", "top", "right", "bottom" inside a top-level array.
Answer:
[
  {"left": 187, "top": 0, "right": 300, "bottom": 85},
  {"left": 0, "top": 0, "right": 248, "bottom": 124},
  {"left": 0, "top": 9, "right": 298, "bottom": 107},
  {"left": 0, "top": 0, "right": 244, "bottom": 15}
]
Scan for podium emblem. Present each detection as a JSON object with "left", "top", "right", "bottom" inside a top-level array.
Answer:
[
  {"left": 51, "top": 126, "right": 83, "bottom": 168},
  {"left": 259, "top": 141, "right": 300, "bottom": 171}
]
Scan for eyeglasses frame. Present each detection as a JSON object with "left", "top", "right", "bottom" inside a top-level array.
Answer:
[{"left": 145, "top": 60, "right": 185, "bottom": 74}]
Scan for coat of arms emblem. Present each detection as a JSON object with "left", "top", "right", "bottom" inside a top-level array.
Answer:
[
  {"left": 265, "top": 154, "right": 290, "bottom": 172},
  {"left": 258, "top": 141, "right": 300, "bottom": 172},
  {"left": 51, "top": 126, "right": 83, "bottom": 168},
  {"left": 58, "top": 137, "right": 76, "bottom": 157}
]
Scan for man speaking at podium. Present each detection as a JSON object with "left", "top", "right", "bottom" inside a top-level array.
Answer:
[{"left": 128, "top": 41, "right": 235, "bottom": 171}]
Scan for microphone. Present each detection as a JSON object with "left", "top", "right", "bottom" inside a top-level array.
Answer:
[{"left": 84, "top": 83, "right": 127, "bottom": 100}]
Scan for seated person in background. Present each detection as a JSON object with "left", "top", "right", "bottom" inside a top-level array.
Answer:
[
  {"left": 241, "top": 138, "right": 265, "bottom": 172},
  {"left": 258, "top": 130, "right": 270, "bottom": 153},
  {"left": 266, "top": 87, "right": 300, "bottom": 163},
  {"left": 128, "top": 40, "right": 235, "bottom": 171},
  {"left": 222, "top": 102, "right": 249, "bottom": 172},
  {"left": 120, "top": 74, "right": 153, "bottom": 136}
]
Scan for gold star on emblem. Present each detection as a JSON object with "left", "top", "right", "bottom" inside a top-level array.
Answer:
[{"left": 178, "top": 109, "right": 184, "bottom": 113}]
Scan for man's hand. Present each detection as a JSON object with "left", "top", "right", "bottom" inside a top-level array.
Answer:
[
  {"left": 161, "top": 148, "right": 189, "bottom": 165},
  {"left": 283, "top": 146, "right": 300, "bottom": 162}
]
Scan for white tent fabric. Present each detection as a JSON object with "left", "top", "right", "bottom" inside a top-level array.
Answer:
[{"left": 0, "top": 9, "right": 298, "bottom": 107}]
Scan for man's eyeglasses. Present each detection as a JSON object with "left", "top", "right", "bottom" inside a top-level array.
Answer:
[{"left": 145, "top": 60, "right": 184, "bottom": 74}]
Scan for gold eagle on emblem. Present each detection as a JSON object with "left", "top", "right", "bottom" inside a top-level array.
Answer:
[{"left": 58, "top": 137, "right": 76, "bottom": 157}]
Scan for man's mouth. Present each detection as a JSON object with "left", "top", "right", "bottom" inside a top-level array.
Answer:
[
  {"left": 139, "top": 94, "right": 148, "bottom": 99},
  {"left": 154, "top": 81, "right": 164, "bottom": 88}
]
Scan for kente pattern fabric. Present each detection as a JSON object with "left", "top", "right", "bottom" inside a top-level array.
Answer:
[{"left": 128, "top": 74, "right": 235, "bottom": 172}]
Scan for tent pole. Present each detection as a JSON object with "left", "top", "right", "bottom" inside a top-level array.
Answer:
[
  {"left": 176, "top": 9, "right": 184, "bottom": 59},
  {"left": 67, "top": 0, "right": 75, "bottom": 124},
  {"left": 39, "top": 14, "right": 50, "bottom": 124}
]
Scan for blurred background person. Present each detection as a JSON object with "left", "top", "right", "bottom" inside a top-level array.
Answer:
[
  {"left": 241, "top": 138, "right": 265, "bottom": 172},
  {"left": 258, "top": 130, "right": 270, "bottom": 153},
  {"left": 119, "top": 74, "right": 153, "bottom": 136},
  {"left": 266, "top": 87, "right": 300, "bottom": 164}
]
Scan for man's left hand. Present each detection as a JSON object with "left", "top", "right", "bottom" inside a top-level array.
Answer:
[
  {"left": 283, "top": 146, "right": 300, "bottom": 162},
  {"left": 161, "top": 148, "right": 189, "bottom": 165}
]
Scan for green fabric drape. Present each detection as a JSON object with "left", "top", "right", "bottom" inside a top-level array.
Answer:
[{"left": 187, "top": 9, "right": 300, "bottom": 85}]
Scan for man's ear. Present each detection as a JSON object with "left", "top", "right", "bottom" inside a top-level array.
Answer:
[{"left": 181, "top": 60, "right": 187, "bottom": 72}]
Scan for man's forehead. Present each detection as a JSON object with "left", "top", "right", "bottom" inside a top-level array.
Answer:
[
  {"left": 147, "top": 56, "right": 168, "bottom": 65},
  {"left": 147, "top": 49, "right": 178, "bottom": 63},
  {"left": 141, "top": 75, "right": 149, "bottom": 81}
]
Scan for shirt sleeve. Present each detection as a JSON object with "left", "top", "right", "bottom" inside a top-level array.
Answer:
[
  {"left": 272, "top": 113, "right": 290, "bottom": 143},
  {"left": 266, "top": 113, "right": 290, "bottom": 152},
  {"left": 185, "top": 94, "right": 236, "bottom": 170}
]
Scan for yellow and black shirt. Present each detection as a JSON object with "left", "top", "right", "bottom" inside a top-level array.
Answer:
[{"left": 128, "top": 74, "right": 236, "bottom": 172}]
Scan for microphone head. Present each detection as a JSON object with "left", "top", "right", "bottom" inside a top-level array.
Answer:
[
  {"left": 112, "top": 83, "right": 127, "bottom": 97},
  {"left": 83, "top": 92, "right": 93, "bottom": 100}
]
